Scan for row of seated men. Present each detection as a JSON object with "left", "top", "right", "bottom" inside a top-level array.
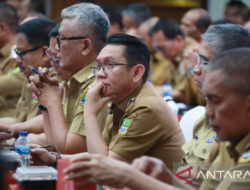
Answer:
[{"left": 0, "top": 2, "right": 250, "bottom": 190}]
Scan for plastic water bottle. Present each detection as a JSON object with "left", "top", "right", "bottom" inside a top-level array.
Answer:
[
  {"left": 162, "top": 82, "right": 172, "bottom": 97},
  {"left": 15, "top": 131, "right": 31, "bottom": 167}
]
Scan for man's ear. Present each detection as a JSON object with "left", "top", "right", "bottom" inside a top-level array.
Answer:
[
  {"left": 175, "top": 35, "right": 184, "bottom": 43},
  {"left": 0, "top": 22, "right": 6, "bottom": 37},
  {"left": 132, "top": 64, "right": 145, "bottom": 83},
  {"left": 81, "top": 38, "right": 92, "bottom": 56},
  {"left": 42, "top": 46, "right": 50, "bottom": 63}
]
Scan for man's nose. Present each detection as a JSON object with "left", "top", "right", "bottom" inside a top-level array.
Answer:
[
  {"left": 205, "top": 101, "right": 214, "bottom": 119},
  {"left": 193, "top": 63, "right": 202, "bottom": 76},
  {"left": 96, "top": 67, "right": 106, "bottom": 78}
]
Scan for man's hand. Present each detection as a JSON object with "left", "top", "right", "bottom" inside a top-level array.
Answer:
[
  {"left": 0, "top": 124, "right": 15, "bottom": 140},
  {"left": 64, "top": 154, "right": 128, "bottom": 187},
  {"left": 183, "top": 47, "right": 198, "bottom": 74},
  {"left": 132, "top": 156, "right": 173, "bottom": 184},
  {"left": 30, "top": 144, "right": 56, "bottom": 166},
  {"left": 27, "top": 67, "right": 59, "bottom": 100},
  {"left": 28, "top": 79, "right": 64, "bottom": 107},
  {"left": 85, "top": 81, "right": 116, "bottom": 116}
]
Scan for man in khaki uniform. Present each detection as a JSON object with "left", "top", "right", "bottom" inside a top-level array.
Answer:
[
  {"left": 138, "top": 17, "right": 170, "bottom": 89},
  {"left": 151, "top": 17, "right": 198, "bottom": 102},
  {"left": 0, "top": 3, "right": 26, "bottom": 118},
  {"left": 28, "top": 3, "right": 109, "bottom": 154},
  {"left": 67, "top": 33, "right": 186, "bottom": 171},
  {"left": 61, "top": 48, "right": 250, "bottom": 190},
  {"left": 0, "top": 18, "right": 56, "bottom": 143},
  {"left": 175, "top": 24, "right": 250, "bottom": 187}
]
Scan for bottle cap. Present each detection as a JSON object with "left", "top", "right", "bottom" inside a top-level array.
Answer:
[
  {"left": 19, "top": 131, "right": 28, "bottom": 136},
  {"left": 164, "top": 82, "right": 171, "bottom": 85}
]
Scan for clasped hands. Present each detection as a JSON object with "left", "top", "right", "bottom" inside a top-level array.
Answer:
[{"left": 27, "top": 67, "right": 63, "bottom": 108}]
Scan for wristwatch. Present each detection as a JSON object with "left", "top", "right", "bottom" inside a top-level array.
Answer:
[
  {"left": 50, "top": 152, "right": 62, "bottom": 166},
  {"left": 38, "top": 104, "right": 47, "bottom": 111}
]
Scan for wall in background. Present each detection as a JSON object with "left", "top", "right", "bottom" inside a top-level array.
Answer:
[{"left": 207, "top": 0, "right": 250, "bottom": 22}]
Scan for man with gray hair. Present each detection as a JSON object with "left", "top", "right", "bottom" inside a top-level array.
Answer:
[
  {"left": 174, "top": 23, "right": 250, "bottom": 187},
  {"left": 122, "top": 3, "right": 151, "bottom": 36},
  {"left": 28, "top": 3, "right": 109, "bottom": 154}
]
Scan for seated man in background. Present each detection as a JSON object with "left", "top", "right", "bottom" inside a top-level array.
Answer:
[
  {"left": 102, "top": 4, "right": 124, "bottom": 36},
  {"left": 63, "top": 48, "right": 250, "bottom": 190},
  {"left": 122, "top": 3, "right": 151, "bottom": 37},
  {"left": 180, "top": 8, "right": 211, "bottom": 43},
  {"left": 175, "top": 24, "right": 250, "bottom": 187},
  {"left": 151, "top": 17, "right": 198, "bottom": 102},
  {"left": 31, "top": 33, "right": 186, "bottom": 172},
  {"left": 27, "top": 3, "right": 109, "bottom": 154},
  {"left": 0, "top": 18, "right": 57, "bottom": 145},
  {"left": 0, "top": 22, "right": 74, "bottom": 147},
  {"left": 139, "top": 17, "right": 170, "bottom": 92},
  {"left": 0, "top": 3, "right": 26, "bottom": 119}
]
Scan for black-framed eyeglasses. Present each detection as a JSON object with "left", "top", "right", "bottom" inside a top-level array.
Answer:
[
  {"left": 90, "top": 62, "right": 137, "bottom": 75},
  {"left": 197, "top": 53, "right": 210, "bottom": 67},
  {"left": 45, "top": 49, "right": 60, "bottom": 67},
  {"left": 14, "top": 46, "right": 43, "bottom": 60},
  {"left": 56, "top": 35, "right": 86, "bottom": 48}
]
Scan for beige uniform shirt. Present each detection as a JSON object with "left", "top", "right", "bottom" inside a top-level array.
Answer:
[
  {"left": 148, "top": 52, "right": 170, "bottom": 86},
  {"left": 0, "top": 42, "right": 26, "bottom": 117},
  {"left": 102, "top": 82, "right": 186, "bottom": 171},
  {"left": 175, "top": 115, "right": 217, "bottom": 187},
  {"left": 63, "top": 62, "right": 107, "bottom": 136},
  {"left": 169, "top": 37, "right": 198, "bottom": 92},
  {"left": 14, "top": 67, "right": 57, "bottom": 123},
  {"left": 199, "top": 133, "right": 250, "bottom": 190},
  {"left": 185, "top": 75, "right": 206, "bottom": 106}
]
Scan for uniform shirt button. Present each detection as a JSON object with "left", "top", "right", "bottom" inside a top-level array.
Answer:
[
  {"left": 70, "top": 94, "right": 75, "bottom": 99},
  {"left": 202, "top": 149, "right": 206, "bottom": 154}
]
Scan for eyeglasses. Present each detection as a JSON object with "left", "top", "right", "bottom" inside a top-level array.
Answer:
[
  {"left": 56, "top": 35, "right": 86, "bottom": 48},
  {"left": 152, "top": 40, "right": 173, "bottom": 52},
  {"left": 90, "top": 62, "right": 137, "bottom": 75},
  {"left": 14, "top": 46, "right": 42, "bottom": 60},
  {"left": 197, "top": 53, "right": 210, "bottom": 67},
  {"left": 45, "top": 49, "right": 60, "bottom": 67}
]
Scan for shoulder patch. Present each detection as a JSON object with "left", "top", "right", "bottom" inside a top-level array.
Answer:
[
  {"left": 119, "top": 118, "right": 132, "bottom": 135},
  {"left": 80, "top": 88, "right": 88, "bottom": 106}
]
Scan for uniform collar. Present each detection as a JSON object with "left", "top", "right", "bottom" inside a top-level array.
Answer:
[
  {"left": 0, "top": 41, "right": 15, "bottom": 58},
  {"left": 117, "top": 83, "right": 144, "bottom": 112},
  {"left": 68, "top": 61, "right": 95, "bottom": 84},
  {"left": 227, "top": 132, "right": 250, "bottom": 159}
]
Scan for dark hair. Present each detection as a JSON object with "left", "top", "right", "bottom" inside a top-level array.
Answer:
[
  {"left": 108, "top": 33, "right": 150, "bottom": 83},
  {"left": 17, "top": 18, "right": 55, "bottom": 47},
  {"left": 104, "top": 5, "right": 124, "bottom": 30},
  {"left": 29, "top": 0, "right": 45, "bottom": 14},
  {"left": 0, "top": 3, "right": 18, "bottom": 33},
  {"left": 212, "top": 19, "right": 234, "bottom": 25},
  {"left": 48, "top": 22, "right": 61, "bottom": 38},
  {"left": 152, "top": 17, "right": 185, "bottom": 39},
  {"left": 197, "top": 15, "right": 212, "bottom": 30},
  {"left": 122, "top": 3, "right": 151, "bottom": 26},
  {"left": 226, "top": 0, "right": 247, "bottom": 8},
  {"left": 207, "top": 47, "right": 250, "bottom": 98}
]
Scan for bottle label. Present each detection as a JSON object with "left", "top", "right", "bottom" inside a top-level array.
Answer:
[{"left": 15, "top": 146, "right": 30, "bottom": 155}]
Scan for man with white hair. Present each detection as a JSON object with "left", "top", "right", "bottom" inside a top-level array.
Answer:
[{"left": 28, "top": 3, "right": 109, "bottom": 154}]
